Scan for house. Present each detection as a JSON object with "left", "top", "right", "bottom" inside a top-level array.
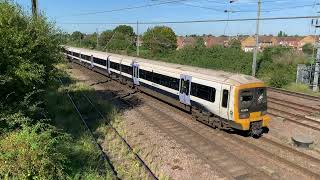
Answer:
[
  {"left": 278, "top": 37, "right": 302, "bottom": 50},
  {"left": 241, "top": 36, "right": 277, "bottom": 52},
  {"left": 299, "top": 35, "right": 317, "bottom": 50},
  {"left": 176, "top": 36, "right": 196, "bottom": 49},
  {"left": 258, "top": 36, "right": 278, "bottom": 49},
  {"left": 203, "top": 36, "right": 229, "bottom": 48},
  {"left": 241, "top": 36, "right": 256, "bottom": 52}
]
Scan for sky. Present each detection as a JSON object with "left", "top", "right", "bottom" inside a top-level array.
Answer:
[{"left": 16, "top": 0, "right": 320, "bottom": 36}]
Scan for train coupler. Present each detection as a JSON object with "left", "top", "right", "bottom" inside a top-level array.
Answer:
[{"left": 250, "top": 121, "right": 263, "bottom": 137}]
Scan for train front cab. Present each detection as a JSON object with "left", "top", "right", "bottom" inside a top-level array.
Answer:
[{"left": 233, "top": 83, "right": 270, "bottom": 136}]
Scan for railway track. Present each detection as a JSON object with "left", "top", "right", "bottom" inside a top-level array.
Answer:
[
  {"left": 268, "top": 106, "right": 320, "bottom": 131},
  {"left": 58, "top": 76, "right": 157, "bottom": 180},
  {"left": 71, "top": 62, "right": 320, "bottom": 179},
  {"left": 58, "top": 77, "right": 119, "bottom": 179},
  {"left": 115, "top": 90, "right": 273, "bottom": 179},
  {"left": 268, "top": 97, "right": 319, "bottom": 114},
  {"left": 268, "top": 87, "right": 320, "bottom": 102},
  {"left": 141, "top": 93, "right": 320, "bottom": 179},
  {"left": 267, "top": 89, "right": 320, "bottom": 131}
]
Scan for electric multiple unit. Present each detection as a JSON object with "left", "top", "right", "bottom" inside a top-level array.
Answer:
[{"left": 64, "top": 46, "right": 270, "bottom": 136}]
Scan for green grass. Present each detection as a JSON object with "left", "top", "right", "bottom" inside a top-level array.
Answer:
[
  {"left": 284, "top": 83, "right": 320, "bottom": 97},
  {"left": 44, "top": 63, "right": 160, "bottom": 179},
  {"left": 45, "top": 64, "right": 115, "bottom": 179}
]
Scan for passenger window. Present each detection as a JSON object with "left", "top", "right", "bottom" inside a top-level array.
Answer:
[
  {"left": 185, "top": 80, "right": 190, "bottom": 95},
  {"left": 210, "top": 88, "right": 216, "bottom": 102},
  {"left": 222, "top": 90, "right": 229, "bottom": 108},
  {"left": 180, "top": 80, "right": 190, "bottom": 95}
]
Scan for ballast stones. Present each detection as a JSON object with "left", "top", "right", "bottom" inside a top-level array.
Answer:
[{"left": 291, "top": 135, "right": 314, "bottom": 148}]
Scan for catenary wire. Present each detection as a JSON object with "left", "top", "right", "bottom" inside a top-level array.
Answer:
[
  {"left": 58, "top": 15, "right": 320, "bottom": 25},
  {"left": 56, "top": 0, "right": 190, "bottom": 19}
]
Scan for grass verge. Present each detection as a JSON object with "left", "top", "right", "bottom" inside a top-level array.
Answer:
[
  {"left": 47, "top": 63, "right": 155, "bottom": 179},
  {"left": 284, "top": 83, "right": 320, "bottom": 97}
]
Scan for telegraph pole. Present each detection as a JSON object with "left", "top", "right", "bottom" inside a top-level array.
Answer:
[
  {"left": 96, "top": 28, "right": 99, "bottom": 49},
  {"left": 31, "top": 0, "right": 38, "bottom": 18},
  {"left": 311, "top": 19, "right": 320, "bottom": 92},
  {"left": 313, "top": 43, "right": 320, "bottom": 92},
  {"left": 136, "top": 21, "right": 140, "bottom": 56},
  {"left": 252, "top": 0, "right": 261, "bottom": 77}
]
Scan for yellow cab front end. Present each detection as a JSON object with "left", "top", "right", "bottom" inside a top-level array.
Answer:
[{"left": 233, "top": 83, "right": 270, "bottom": 136}]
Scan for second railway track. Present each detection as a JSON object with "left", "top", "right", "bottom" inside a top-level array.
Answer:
[
  {"left": 58, "top": 76, "right": 157, "bottom": 180},
  {"left": 268, "top": 87, "right": 320, "bottom": 102}
]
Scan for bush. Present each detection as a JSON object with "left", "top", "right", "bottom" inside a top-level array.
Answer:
[
  {"left": 0, "top": 0, "right": 62, "bottom": 112},
  {"left": 302, "top": 43, "right": 314, "bottom": 55},
  {"left": 268, "top": 70, "right": 290, "bottom": 88},
  {"left": 0, "top": 123, "right": 70, "bottom": 179}
]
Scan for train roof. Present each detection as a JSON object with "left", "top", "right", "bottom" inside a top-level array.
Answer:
[{"left": 65, "top": 46, "right": 264, "bottom": 86}]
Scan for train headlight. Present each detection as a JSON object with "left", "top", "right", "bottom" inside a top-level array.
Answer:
[
  {"left": 261, "top": 110, "right": 267, "bottom": 115},
  {"left": 239, "top": 113, "right": 250, "bottom": 119}
]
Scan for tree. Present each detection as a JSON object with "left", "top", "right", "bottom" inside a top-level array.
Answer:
[
  {"left": 277, "top": 30, "right": 288, "bottom": 37},
  {"left": 0, "top": 1, "right": 69, "bottom": 178},
  {"left": 82, "top": 33, "right": 97, "bottom": 49},
  {"left": 71, "top": 31, "right": 84, "bottom": 42},
  {"left": 228, "top": 39, "right": 242, "bottom": 50},
  {"left": 106, "top": 25, "right": 135, "bottom": 51},
  {"left": 113, "top": 25, "right": 134, "bottom": 36},
  {"left": 142, "top": 26, "right": 177, "bottom": 54},
  {"left": 0, "top": 1, "right": 62, "bottom": 110},
  {"left": 302, "top": 43, "right": 314, "bottom": 55},
  {"left": 194, "top": 37, "right": 205, "bottom": 49},
  {"left": 98, "top": 30, "right": 113, "bottom": 48}
]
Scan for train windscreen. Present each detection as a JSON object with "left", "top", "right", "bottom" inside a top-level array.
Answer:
[{"left": 239, "top": 87, "right": 267, "bottom": 119}]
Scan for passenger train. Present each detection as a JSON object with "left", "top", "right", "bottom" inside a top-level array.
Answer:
[{"left": 64, "top": 46, "right": 270, "bottom": 136}]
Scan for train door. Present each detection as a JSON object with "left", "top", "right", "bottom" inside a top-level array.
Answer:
[
  {"left": 179, "top": 74, "right": 192, "bottom": 105},
  {"left": 220, "top": 85, "right": 231, "bottom": 120},
  {"left": 90, "top": 55, "right": 94, "bottom": 68},
  {"left": 132, "top": 63, "right": 140, "bottom": 85},
  {"left": 106, "top": 56, "right": 111, "bottom": 74},
  {"left": 79, "top": 53, "right": 82, "bottom": 63}
]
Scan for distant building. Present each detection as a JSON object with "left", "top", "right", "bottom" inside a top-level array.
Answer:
[
  {"left": 258, "top": 36, "right": 278, "bottom": 50},
  {"left": 176, "top": 36, "right": 196, "bottom": 49},
  {"left": 203, "top": 36, "right": 229, "bottom": 48},
  {"left": 278, "top": 37, "right": 302, "bottom": 50},
  {"left": 241, "top": 36, "right": 277, "bottom": 52},
  {"left": 241, "top": 36, "right": 256, "bottom": 52},
  {"left": 299, "top": 35, "right": 317, "bottom": 50},
  {"left": 177, "top": 35, "right": 318, "bottom": 52}
]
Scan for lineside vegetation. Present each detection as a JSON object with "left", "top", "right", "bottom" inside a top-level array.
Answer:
[{"left": 0, "top": 1, "right": 115, "bottom": 179}]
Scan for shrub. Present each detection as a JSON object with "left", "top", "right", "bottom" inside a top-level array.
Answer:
[
  {"left": 0, "top": 123, "right": 70, "bottom": 179},
  {"left": 268, "top": 70, "right": 290, "bottom": 88},
  {"left": 0, "top": 0, "right": 62, "bottom": 111},
  {"left": 302, "top": 43, "right": 314, "bottom": 55}
]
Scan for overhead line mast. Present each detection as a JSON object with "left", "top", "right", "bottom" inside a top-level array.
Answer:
[{"left": 252, "top": 0, "right": 261, "bottom": 77}]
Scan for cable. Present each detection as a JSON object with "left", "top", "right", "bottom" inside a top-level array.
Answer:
[
  {"left": 57, "top": 0, "right": 189, "bottom": 19},
  {"left": 180, "top": 2, "right": 223, "bottom": 12},
  {"left": 58, "top": 15, "right": 320, "bottom": 25},
  {"left": 180, "top": 3, "right": 315, "bottom": 13}
]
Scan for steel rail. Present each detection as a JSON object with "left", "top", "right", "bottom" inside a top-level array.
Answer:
[
  {"left": 57, "top": 77, "right": 119, "bottom": 179},
  {"left": 268, "top": 87, "right": 320, "bottom": 102}
]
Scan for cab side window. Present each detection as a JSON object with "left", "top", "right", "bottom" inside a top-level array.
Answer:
[{"left": 222, "top": 90, "right": 229, "bottom": 108}]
